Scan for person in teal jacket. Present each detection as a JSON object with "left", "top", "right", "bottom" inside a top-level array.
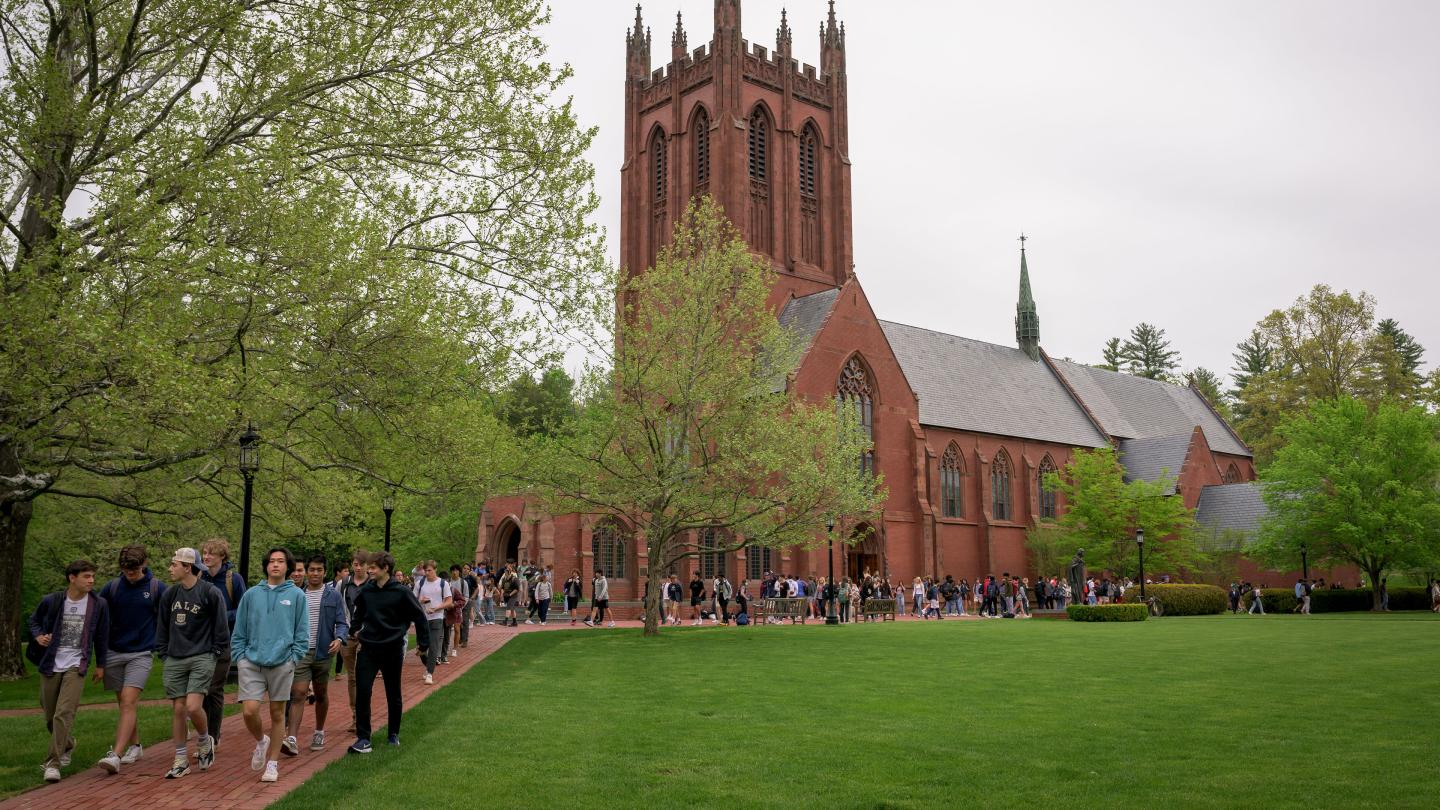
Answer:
[{"left": 230, "top": 547, "right": 309, "bottom": 784}]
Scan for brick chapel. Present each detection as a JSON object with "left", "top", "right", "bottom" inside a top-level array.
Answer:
[{"left": 478, "top": 1, "right": 1333, "bottom": 602}]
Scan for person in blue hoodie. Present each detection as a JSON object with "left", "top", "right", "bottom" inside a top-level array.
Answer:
[
  {"left": 230, "top": 547, "right": 308, "bottom": 784},
  {"left": 96, "top": 545, "right": 165, "bottom": 775}
]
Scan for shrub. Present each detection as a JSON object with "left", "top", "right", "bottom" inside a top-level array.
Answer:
[
  {"left": 1133, "top": 584, "right": 1226, "bottom": 616},
  {"left": 1067, "top": 603, "right": 1147, "bottom": 622},
  {"left": 1243, "top": 587, "right": 1431, "bottom": 613}
]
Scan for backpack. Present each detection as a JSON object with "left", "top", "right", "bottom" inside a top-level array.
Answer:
[{"left": 735, "top": 612, "right": 750, "bottom": 626}]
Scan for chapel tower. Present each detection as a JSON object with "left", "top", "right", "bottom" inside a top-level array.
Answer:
[
  {"left": 621, "top": 1, "right": 856, "bottom": 307},
  {"left": 1015, "top": 236, "right": 1041, "bottom": 361}
]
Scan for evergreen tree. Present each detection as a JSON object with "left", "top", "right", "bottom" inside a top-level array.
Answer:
[
  {"left": 1097, "top": 337, "right": 1124, "bottom": 372},
  {"left": 1229, "top": 330, "right": 1274, "bottom": 395},
  {"left": 1119, "top": 323, "right": 1182, "bottom": 381},
  {"left": 498, "top": 368, "right": 580, "bottom": 438},
  {"left": 1371, "top": 318, "right": 1427, "bottom": 402},
  {"left": 1185, "top": 368, "right": 1232, "bottom": 421}
]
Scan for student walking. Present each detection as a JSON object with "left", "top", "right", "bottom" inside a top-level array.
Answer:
[
  {"left": 28, "top": 559, "right": 110, "bottom": 784},
  {"left": 412, "top": 561, "right": 453, "bottom": 683},
  {"left": 499, "top": 564, "right": 521, "bottom": 627},
  {"left": 689, "top": 572, "right": 705, "bottom": 625},
  {"left": 97, "top": 546, "right": 164, "bottom": 775},
  {"left": 534, "top": 574, "right": 553, "bottom": 625},
  {"left": 283, "top": 555, "right": 348, "bottom": 756},
  {"left": 338, "top": 550, "right": 371, "bottom": 732},
  {"left": 586, "top": 569, "right": 612, "bottom": 627},
  {"left": 199, "top": 539, "right": 245, "bottom": 749},
  {"left": 445, "top": 566, "right": 469, "bottom": 654},
  {"left": 347, "top": 551, "right": 430, "bottom": 754},
  {"left": 230, "top": 548, "right": 310, "bottom": 783},
  {"left": 155, "top": 548, "right": 229, "bottom": 779},
  {"left": 564, "top": 571, "right": 583, "bottom": 624}
]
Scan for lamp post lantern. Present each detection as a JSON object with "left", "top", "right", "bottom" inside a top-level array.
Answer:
[
  {"left": 382, "top": 491, "right": 396, "bottom": 552},
  {"left": 1136, "top": 528, "right": 1146, "bottom": 601},
  {"left": 825, "top": 518, "right": 839, "bottom": 625},
  {"left": 1300, "top": 542, "right": 1309, "bottom": 583},
  {"left": 237, "top": 422, "right": 261, "bottom": 583}
]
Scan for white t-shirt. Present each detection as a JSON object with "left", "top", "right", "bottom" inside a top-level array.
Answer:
[
  {"left": 53, "top": 596, "right": 88, "bottom": 671},
  {"left": 415, "top": 577, "right": 450, "bottom": 622},
  {"left": 305, "top": 586, "right": 325, "bottom": 649}
]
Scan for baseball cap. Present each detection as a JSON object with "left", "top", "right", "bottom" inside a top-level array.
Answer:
[{"left": 172, "top": 547, "right": 210, "bottom": 575}]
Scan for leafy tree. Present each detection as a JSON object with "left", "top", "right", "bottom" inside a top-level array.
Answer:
[
  {"left": 1119, "top": 323, "right": 1181, "bottom": 381},
  {"left": 1254, "top": 397, "right": 1440, "bottom": 609},
  {"left": 1043, "top": 447, "right": 1197, "bottom": 579},
  {"left": 1024, "top": 524, "right": 1080, "bottom": 580},
  {"left": 1185, "top": 367, "right": 1232, "bottom": 421},
  {"left": 498, "top": 368, "right": 580, "bottom": 438},
  {"left": 1097, "top": 337, "right": 1124, "bottom": 372},
  {"left": 0, "top": 0, "right": 605, "bottom": 676},
  {"left": 521, "top": 198, "right": 884, "bottom": 636}
]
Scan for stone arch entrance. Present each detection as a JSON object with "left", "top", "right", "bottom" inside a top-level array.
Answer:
[
  {"left": 493, "top": 518, "right": 522, "bottom": 565},
  {"left": 846, "top": 523, "right": 881, "bottom": 581}
]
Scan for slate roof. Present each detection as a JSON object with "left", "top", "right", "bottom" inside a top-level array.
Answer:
[
  {"left": 1117, "top": 433, "right": 1192, "bottom": 492},
  {"left": 1050, "top": 360, "right": 1250, "bottom": 457},
  {"left": 1195, "top": 482, "right": 1269, "bottom": 548},
  {"left": 877, "top": 321, "right": 1110, "bottom": 448},
  {"left": 773, "top": 289, "right": 841, "bottom": 391}
]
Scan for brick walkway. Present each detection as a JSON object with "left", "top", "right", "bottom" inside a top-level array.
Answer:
[{"left": 0, "top": 625, "right": 547, "bottom": 810}]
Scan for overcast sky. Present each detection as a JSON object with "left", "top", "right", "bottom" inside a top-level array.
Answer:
[{"left": 539, "top": 0, "right": 1440, "bottom": 384}]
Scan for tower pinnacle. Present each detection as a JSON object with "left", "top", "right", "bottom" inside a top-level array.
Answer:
[{"left": 1015, "top": 234, "right": 1041, "bottom": 361}]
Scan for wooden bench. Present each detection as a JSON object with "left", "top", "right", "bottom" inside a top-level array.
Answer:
[
  {"left": 860, "top": 598, "right": 898, "bottom": 621},
  {"left": 756, "top": 597, "right": 808, "bottom": 625}
]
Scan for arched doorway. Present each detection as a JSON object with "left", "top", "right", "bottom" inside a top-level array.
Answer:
[
  {"left": 846, "top": 524, "right": 880, "bottom": 581},
  {"left": 493, "top": 519, "right": 521, "bottom": 566}
]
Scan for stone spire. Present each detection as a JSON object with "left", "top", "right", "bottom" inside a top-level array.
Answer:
[
  {"left": 671, "top": 11, "right": 687, "bottom": 61},
  {"left": 777, "top": 8, "right": 792, "bottom": 53},
  {"left": 626, "top": 5, "right": 651, "bottom": 80},
  {"left": 820, "top": 1, "right": 845, "bottom": 75},
  {"left": 1015, "top": 234, "right": 1041, "bottom": 361}
]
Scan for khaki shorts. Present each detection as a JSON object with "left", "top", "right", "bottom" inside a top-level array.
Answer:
[
  {"left": 162, "top": 654, "right": 215, "bottom": 699},
  {"left": 290, "top": 650, "right": 331, "bottom": 687},
  {"left": 236, "top": 658, "right": 296, "bottom": 702}
]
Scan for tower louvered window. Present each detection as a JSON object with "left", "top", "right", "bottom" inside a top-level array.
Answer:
[
  {"left": 799, "top": 124, "right": 820, "bottom": 264},
  {"left": 747, "top": 108, "right": 771, "bottom": 251},
  {"left": 992, "top": 451, "right": 1012, "bottom": 521},
  {"left": 693, "top": 107, "right": 710, "bottom": 193},
  {"left": 941, "top": 443, "right": 963, "bottom": 518},
  {"left": 650, "top": 128, "right": 668, "bottom": 269},
  {"left": 837, "top": 356, "right": 875, "bottom": 477},
  {"left": 1038, "top": 456, "right": 1058, "bottom": 519}
]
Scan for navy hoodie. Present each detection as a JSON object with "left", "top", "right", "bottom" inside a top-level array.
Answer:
[
  {"left": 201, "top": 562, "right": 246, "bottom": 630},
  {"left": 100, "top": 569, "right": 164, "bottom": 653}
]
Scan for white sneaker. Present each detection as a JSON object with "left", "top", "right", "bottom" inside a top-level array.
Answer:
[
  {"left": 607, "top": 621, "right": 616, "bottom": 627},
  {"left": 119, "top": 743, "right": 143, "bottom": 765},
  {"left": 98, "top": 751, "right": 122, "bottom": 774},
  {"left": 423, "top": 673, "right": 434, "bottom": 685},
  {"left": 260, "top": 761, "right": 278, "bottom": 783},
  {"left": 310, "top": 731, "right": 325, "bottom": 752},
  {"left": 43, "top": 766, "right": 61, "bottom": 783},
  {"left": 251, "top": 736, "right": 269, "bottom": 771},
  {"left": 524, "top": 619, "right": 534, "bottom": 625}
]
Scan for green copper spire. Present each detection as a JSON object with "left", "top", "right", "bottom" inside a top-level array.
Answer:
[{"left": 1015, "top": 234, "right": 1041, "bottom": 361}]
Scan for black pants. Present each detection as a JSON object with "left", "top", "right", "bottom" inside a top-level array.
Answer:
[
  {"left": 537, "top": 598, "right": 550, "bottom": 623},
  {"left": 204, "top": 647, "right": 231, "bottom": 743},
  {"left": 593, "top": 599, "right": 608, "bottom": 624},
  {"left": 718, "top": 598, "right": 730, "bottom": 623},
  {"left": 355, "top": 640, "right": 404, "bottom": 742},
  {"left": 839, "top": 601, "right": 850, "bottom": 623}
]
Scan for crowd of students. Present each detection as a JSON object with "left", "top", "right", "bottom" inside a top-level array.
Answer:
[{"left": 26, "top": 542, "right": 440, "bottom": 786}]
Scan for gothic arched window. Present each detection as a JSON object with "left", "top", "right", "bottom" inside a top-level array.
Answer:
[
  {"left": 991, "top": 450, "right": 1012, "bottom": 521},
  {"left": 1038, "top": 455, "right": 1059, "bottom": 519},
  {"left": 649, "top": 127, "right": 668, "bottom": 268},
  {"left": 940, "top": 443, "right": 963, "bottom": 518},
  {"left": 799, "top": 123, "right": 821, "bottom": 263},
  {"left": 692, "top": 107, "right": 710, "bottom": 191},
  {"left": 592, "top": 520, "right": 627, "bottom": 579},
  {"left": 1224, "top": 463, "right": 1241, "bottom": 484},
  {"left": 651, "top": 127, "right": 668, "bottom": 203},
  {"left": 700, "top": 529, "right": 727, "bottom": 579},
  {"left": 838, "top": 356, "right": 875, "bottom": 477}
]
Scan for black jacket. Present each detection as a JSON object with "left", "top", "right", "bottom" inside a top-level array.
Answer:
[{"left": 351, "top": 578, "right": 431, "bottom": 648}]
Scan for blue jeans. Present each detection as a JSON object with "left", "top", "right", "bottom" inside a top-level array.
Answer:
[
  {"left": 481, "top": 597, "right": 495, "bottom": 623},
  {"left": 944, "top": 599, "right": 960, "bottom": 616}
]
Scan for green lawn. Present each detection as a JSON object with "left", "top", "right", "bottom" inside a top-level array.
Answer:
[
  {"left": 274, "top": 614, "right": 1440, "bottom": 809},
  {"left": 0, "top": 657, "right": 238, "bottom": 710}
]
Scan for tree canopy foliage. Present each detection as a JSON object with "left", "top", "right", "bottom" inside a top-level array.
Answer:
[
  {"left": 520, "top": 198, "right": 884, "bottom": 635},
  {"left": 0, "top": 0, "right": 606, "bottom": 676},
  {"left": 1254, "top": 397, "right": 1440, "bottom": 608}
]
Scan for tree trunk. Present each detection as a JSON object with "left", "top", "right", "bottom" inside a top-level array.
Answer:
[
  {"left": 642, "top": 546, "right": 664, "bottom": 636},
  {"left": 1367, "top": 565, "right": 1384, "bottom": 611},
  {"left": 0, "top": 467, "right": 35, "bottom": 680}
]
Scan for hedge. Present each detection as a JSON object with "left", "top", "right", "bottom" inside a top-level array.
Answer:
[
  {"left": 1132, "top": 584, "right": 1226, "bottom": 616},
  {"left": 1067, "top": 603, "right": 1148, "bottom": 622},
  {"left": 1242, "top": 587, "right": 1432, "bottom": 613}
]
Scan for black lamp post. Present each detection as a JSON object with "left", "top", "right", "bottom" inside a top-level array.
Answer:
[
  {"left": 1300, "top": 542, "right": 1309, "bottom": 582},
  {"left": 825, "top": 518, "right": 839, "bottom": 625},
  {"left": 1136, "top": 528, "right": 1146, "bottom": 601},
  {"left": 237, "top": 422, "right": 260, "bottom": 583},
  {"left": 382, "top": 491, "right": 395, "bottom": 552}
]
